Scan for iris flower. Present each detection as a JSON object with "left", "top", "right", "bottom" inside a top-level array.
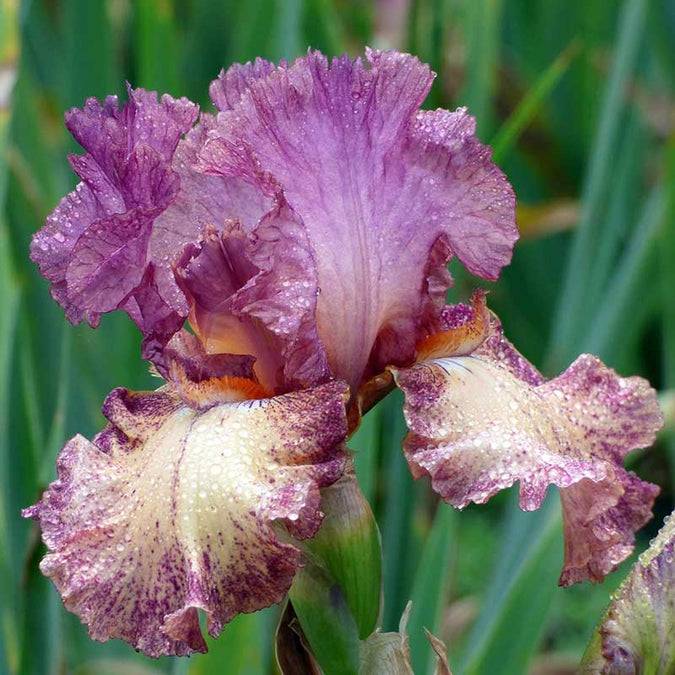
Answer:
[{"left": 24, "top": 49, "right": 662, "bottom": 657}]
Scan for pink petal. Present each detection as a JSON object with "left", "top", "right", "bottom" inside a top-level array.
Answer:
[{"left": 199, "top": 49, "right": 518, "bottom": 392}]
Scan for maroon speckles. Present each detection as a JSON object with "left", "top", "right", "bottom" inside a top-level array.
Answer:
[
  {"left": 23, "top": 380, "right": 349, "bottom": 657},
  {"left": 393, "top": 314, "right": 663, "bottom": 585},
  {"left": 437, "top": 301, "right": 476, "bottom": 331}
]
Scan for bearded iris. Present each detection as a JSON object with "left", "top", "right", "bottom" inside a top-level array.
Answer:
[{"left": 24, "top": 49, "right": 662, "bottom": 657}]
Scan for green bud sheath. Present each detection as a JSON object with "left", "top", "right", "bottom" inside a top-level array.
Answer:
[{"left": 286, "top": 461, "right": 382, "bottom": 673}]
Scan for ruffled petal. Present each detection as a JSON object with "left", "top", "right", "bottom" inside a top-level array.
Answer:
[
  {"left": 392, "top": 295, "right": 661, "bottom": 585},
  {"left": 209, "top": 57, "right": 280, "bottom": 111},
  {"left": 198, "top": 49, "right": 517, "bottom": 392},
  {"left": 581, "top": 512, "right": 675, "bottom": 673},
  {"left": 163, "top": 330, "right": 256, "bottom": 384},
  {"left": 31, "top": 87, "right": 282, "bottom": 369},
  {"left": 31, "top": 87, "right": 198, "bottom": 328},
  {"left": 176, "top": 199, "right": 330, "bottom": 392},
  {"left": 149, "top": 112, "right": 271, "bottom": 310},
  {"left": 23, "top": 381, "right": 348, "bottom": 657}
]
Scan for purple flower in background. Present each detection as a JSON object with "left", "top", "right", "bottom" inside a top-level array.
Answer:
[{"left": 24, "top": 49, "right": 661, "bottom": 657}]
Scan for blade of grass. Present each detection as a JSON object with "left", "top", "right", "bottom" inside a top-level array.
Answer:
[
  {"left": 0, "top": 2, "right": 21, "bottom": 672},
  {"left": 548, "top": 0, "right": 648, "bottom": 370},
  {"left": 18, "top": 316, "right": 45, "bottom": 476},
  {"left": 301, "top": 0, "right": 347, "bottom": 57},
  {"left": 0, "top": 240, "right": 20, "bottom": 675},
  {"left": 407, "top": 503, "right": 456, "bottom": 675},
  {"left": 351, "top": 405, "right": 381, "bottom": 506},
  {"left": 491, "top": 39, "right": 579, "bottom": 164},
  {"left": 583, "top": 110, "right": 645, "bottom": 303},
  {"left": 458, "top": 0, "right": 504, "bottom": 136},
  {"left": 379, "top": 390, "right": 417, "bottom": 631},
  {"left": 63, "top": 0, "right": 116, "bottom": 106},
  {"left": 458, "top": 497, "right": 562, "bottom": 675},
  {"left": 133, "top": 0, "right": 181, "bottom": 94},
  {"left": 660, "top": 136, "right": 675, "bottom": 493},
  {"left": 406, "top": 0, "right": 450, "bottom": 108},
  {"left": 582, "top": 185, "right": 663, "bottom": 360},
  {"left": 187, "top": 608, "right": 278, "bottom": 675},
  {"left": 274, "top": 0, "right": 302, "bottom": 60},
  {"left": 43, "top": 323, "right": 72, "bottom": 480}
]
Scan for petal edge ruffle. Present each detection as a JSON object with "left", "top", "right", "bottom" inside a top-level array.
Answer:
[{"left": 24, "top": 381, "right": 348, "bottom": 657}]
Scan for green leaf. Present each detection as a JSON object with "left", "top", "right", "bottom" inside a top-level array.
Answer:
[
  {"left": 351, "top": 405, "right": 381, "bottom": 506},
  {"left": 379, "top": 391, "right": 418, "bottom": 632},
  {"left": 582, "top": 186, "right": 664, "bottom": 361},
  {"left": 661, "top": 136, "right": 675, "bottom": 493},
  {"left": 0, "top": 3, "right": 21, "bottom": 672},
  {"left": 458, "top": 497, "right": 563, "bottom": 675},
  {"left": 491, "top": 40, "right": 579, "bottom": 164},
  {"left": 133, "top": 0, "right": 181, "bottom": 95},
  {"left": 407, "top": 504, "right": 456, "bottom": 675},
  {"left": 548, "top": 0, "right": 649, "bottom": 370},
  {"left": 289, "top": 564, "right": 361, "bottom": 675},
  {"left": 457, "top": 0, "right": 504, "bottom": 136},
  {"left": 187, "top": 609, "right": 276, "bottom": 675}
]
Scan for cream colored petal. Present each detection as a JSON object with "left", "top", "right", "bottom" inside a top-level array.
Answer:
[
  {"left": 393, "top": 352, "right": 661, "bottom": 585},
  {"left": 24, "top": 381, "right": 348, "bottom": 657}
]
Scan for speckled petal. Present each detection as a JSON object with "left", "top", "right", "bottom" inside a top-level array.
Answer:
[
  {"left": 393, "top": 299, "right": 661, "bottom": 584},
  {"left": 163, "top": 330, "right": 256, "bottom": 384},
  {"left": 23, "top": 381, "right": 348, "bottom": 657},
  {"left": 198, "top": 49, "right": 517, "bottom": 392},
  {"left": 581, "top": 512, "right": 675, "bottom": 673}
]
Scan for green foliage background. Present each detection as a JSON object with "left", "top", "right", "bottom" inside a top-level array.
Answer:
[{"left": 1, "top": 0, "right": 674, "bottom": 673}]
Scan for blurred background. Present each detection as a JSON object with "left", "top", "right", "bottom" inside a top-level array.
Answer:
[{"left": 1, "top": 0, "right": 674, "bottom": 673}]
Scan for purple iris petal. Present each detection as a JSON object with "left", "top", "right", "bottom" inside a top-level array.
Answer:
[
  {"left": 30, "top": 87, "right": 199, "bottom": 352},
  {"left": 198, "top": 49, "right": 518, "bottom": 393}
]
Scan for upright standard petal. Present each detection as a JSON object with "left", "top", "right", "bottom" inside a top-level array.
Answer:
[
  {"left": 199, "top": 49, "right": 518, "bottom": 392},
  {"left": 392, "top": 292, "right": 662, "bottom": 584},
  {"left": 30, "top": 86, "right": 289, "bottom": 370},
  {"left": 209, "top": 57, "right": 280, "bottom": 111},
  {"left": 31, "top": 87, "right": 198, "bottom": 328},
  {"left": 175, "top": 197, "right": 331, "bottom": 392},
  {"left": 23, "top": 380, "right": 348, "bottom": 657}
]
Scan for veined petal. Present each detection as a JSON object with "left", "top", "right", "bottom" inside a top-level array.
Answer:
[
  {"left": 23, "top": 381, "right": 348, "bottom": 657},
  {"left": 209, "top": 57, "right": 281, "bottom": 111},
  {"left": 392, "top": 295, "right": 662, "bottom": 585},
  {"left": 30, "top": 86, "right": 281, "bottom": 369},
  {"left": 31, "top": 87, "right": 198, "bottom": 329},
  {"left": 176, "top": 199, "right": 330, "bottom": 392},
  {"left": 150, "top": 112, "right": 271, "bottom": 316},
  {"left": 199, "top": 49, "right": 517, "bottom": 392}
]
